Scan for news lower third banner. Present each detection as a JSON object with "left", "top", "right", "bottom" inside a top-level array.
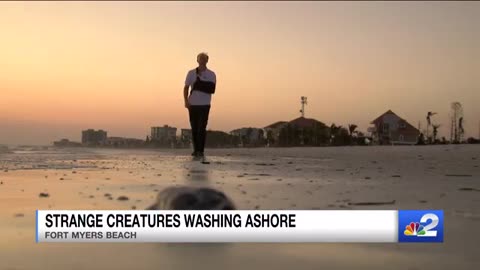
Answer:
[{"left": 36, "top": 210, "right": 444, "bottom": 243}]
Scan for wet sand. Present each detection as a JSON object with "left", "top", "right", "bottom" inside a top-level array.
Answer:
[{"left": 0, "top": 145, "right": 479, "bottom": 270}]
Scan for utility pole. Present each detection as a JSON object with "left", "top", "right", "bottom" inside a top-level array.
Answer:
[
  {"left": 300, "top": 96, "right": 308, "bottom": 118},
  {"left": 299, "top": 96, "right": 308, "bottom": 145}
]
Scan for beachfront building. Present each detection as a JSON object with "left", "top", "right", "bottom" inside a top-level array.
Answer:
[
  {"left": 370, "top": 110, "right": 420, "bottom": 145},
  {"left": 288, "top": 116, "right": 324, "bottom": 129},
  {"left": 287, "top": 116, "right": 329, "bottom": 146},
  {"left": 81, "top": 129, "right": 107, "bottom": 146},
  {"left": 180, "top": 129, "right": 192, "bottom": 141},
  {"left": 263, "top": 121, "right": 288, "bottom": 146},
  {"left": 179, "top": 129, "right": 192, "bottom": 148},
  {"left": 104, "top": 137, "right": 145, "bottom": 148},
  {"left": 264, "top": 117, "right": 328, "bottom": 146},
  {"left": 205, "top": 130, "right": 241, "bottom": 148},
  {"left": 151, "top": 125, "right": 177, "bottom": 144},
  {"left": 53, "top": 139, "right": 82, "bottom": 147},
  {"left": 230, "top": 127, "right": 264, "bottom": 146}
]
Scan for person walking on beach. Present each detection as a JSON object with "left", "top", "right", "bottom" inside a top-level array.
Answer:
[{"left": 183, "top": 52, "right": 216, "bottom": 158}]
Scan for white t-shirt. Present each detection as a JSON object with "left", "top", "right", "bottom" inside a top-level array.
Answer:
[{"left": 185, "top": 68, "right": 216, "bottom": 106}]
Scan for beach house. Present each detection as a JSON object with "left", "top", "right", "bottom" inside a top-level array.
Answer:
[{"left": 370, "top": 110, "right": 420, "bottom": 145}]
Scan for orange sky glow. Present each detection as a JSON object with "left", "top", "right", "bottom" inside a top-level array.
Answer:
[{"left": 1, "top": 1, "right": 479, "bottom": 144}]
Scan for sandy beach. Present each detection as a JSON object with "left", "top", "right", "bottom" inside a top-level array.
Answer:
[{"left": 0, "top": 145, "right": 479, "bottom": 270}]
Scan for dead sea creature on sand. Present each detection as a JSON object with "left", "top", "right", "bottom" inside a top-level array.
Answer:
[{"left": 147, "top": 186, "right": 236, "bottom": 210}]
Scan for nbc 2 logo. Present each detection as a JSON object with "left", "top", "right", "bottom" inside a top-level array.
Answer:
[
  {"left": 398, "top": 210, "right": 444, "bottom": 243},
  {"left": 404, "top": 213, "right": 439, "bottom": 237}
]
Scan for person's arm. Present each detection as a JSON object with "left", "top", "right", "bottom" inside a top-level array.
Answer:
[
  {"left": 184, "top": 71, "right": 192, "bottom": 108},
  {"left": 183, "top": 85, "right": 190, "bottom": 108},
  {"left": 210, "top": 72, "right": 216, "bottom": 94}
]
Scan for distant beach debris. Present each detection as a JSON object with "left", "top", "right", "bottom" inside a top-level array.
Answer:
[
  {"left": 244, "top": 173, "right": 271, "bottom": 177},
  {"left": 190, "top": 170, "right": 208, "bottom": 174},
  {"left": 348, "top": 200, "right": 396, "bottom": 206},
  {"left": 147, "top": 186, "right": 235, "bottom": 210},
  {"left": 117, "top": 196, "right": 129, "bottom": 201},
  {"left": 39, "top": 192, "right": 50, "bottom": 198},
  {"left": 458, "top": 187, "right": 480, "bottom": 192}
]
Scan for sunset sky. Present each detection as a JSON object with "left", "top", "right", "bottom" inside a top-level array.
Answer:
[{"left": 1, "top": 1, "right": 479, "bottom": 145}]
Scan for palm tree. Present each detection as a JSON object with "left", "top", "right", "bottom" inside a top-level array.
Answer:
[
  {"left": 426, "top": 111, "right": 437, "bottom": 140},
  {"left": 330, "top": 124, "right": 344, "bottom": 145},
  {"left": 348, "top": 124, "right": 358, "bottom": 137}
]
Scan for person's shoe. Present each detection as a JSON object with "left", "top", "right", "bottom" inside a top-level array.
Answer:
[
  {"left": 191, "top": 151, "right": 198, "bottom": 157},
  {"left": 197, "top": 152, "right": 205, "bottom": 157}
]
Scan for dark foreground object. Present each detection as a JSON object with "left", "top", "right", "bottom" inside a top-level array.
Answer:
[
  {"left": 348, "top": 200, "right": 396, "bottom": 206},
  {"left": 147, "top": 186, "right": 236, "bottom": 210}
]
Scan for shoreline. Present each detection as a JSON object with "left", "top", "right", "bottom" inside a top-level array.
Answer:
[{"left": 0, "top": 145, "right": 479, "bottom": 269}]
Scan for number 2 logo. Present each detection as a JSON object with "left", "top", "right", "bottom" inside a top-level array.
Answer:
[{"left": 419, "top": 213, "right": 439, "bottom": 237}]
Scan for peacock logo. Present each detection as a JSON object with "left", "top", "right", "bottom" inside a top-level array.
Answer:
[
  {"left": 398, "top": 210, "right": 443, "bottom": 242},
  {"left": 404, "top": 222, "right": 426, "bottom": 236}
]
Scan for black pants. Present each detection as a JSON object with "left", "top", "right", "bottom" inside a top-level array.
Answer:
[{"left": 188, "top": 105, "right": 211, "bottom": 153}]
